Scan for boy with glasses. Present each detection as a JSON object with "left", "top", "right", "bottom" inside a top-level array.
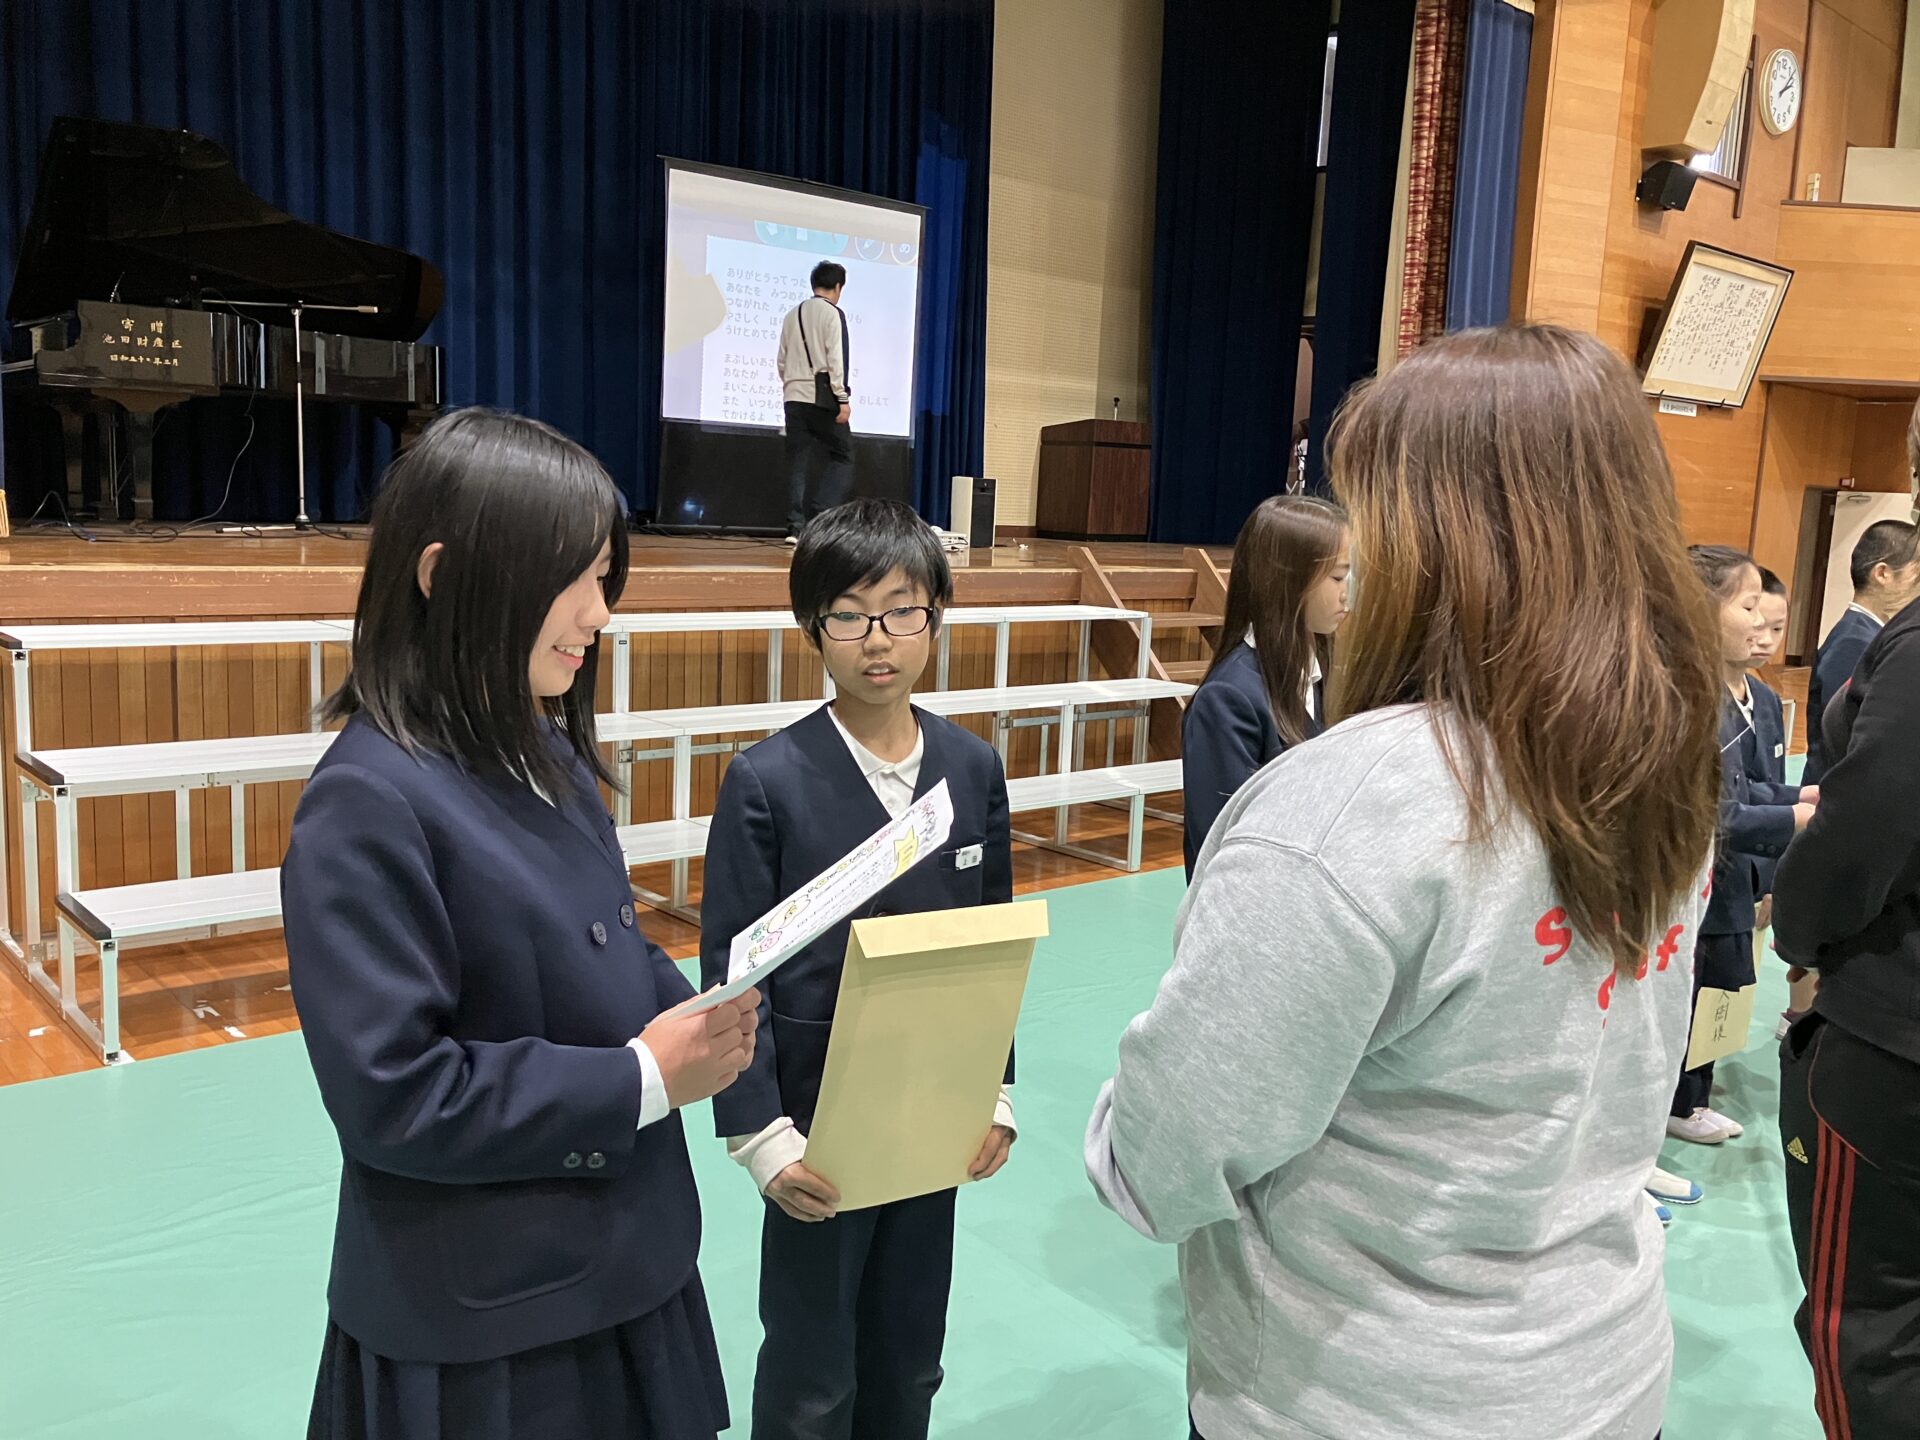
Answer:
[{"left": 701, "top": 498, "right": 1015, "bottom": 1440}]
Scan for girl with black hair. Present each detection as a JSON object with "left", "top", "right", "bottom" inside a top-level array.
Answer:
[
  {"left": 1180, "top": 495, "right": 1349, "bottom": 878},
  {"left": 284, "top": 407, "right": 760, "bottom": 1440},
  {"left": 1667, "top": 547, "right": 1813, "bottom": 1147}
]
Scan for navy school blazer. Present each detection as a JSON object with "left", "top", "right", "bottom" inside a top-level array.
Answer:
[
  {"left": 1709, "top": 692, "right": 1797, "bottom": 936},
  {"left": 1743, "top": 679, "right": 1789, "bottom": 896},
  {"left": 282, "top": 715, "right": 700, "bottom": 1365},
  {"left": 699, "top": 704, "right": 1013, "bottom": 1139},
  {"left": 1180, "top": 643, "right": 1323, "bottom": 879},
  {"left": 1805, "top": 607, "right": 1880, "bottom": 782}
]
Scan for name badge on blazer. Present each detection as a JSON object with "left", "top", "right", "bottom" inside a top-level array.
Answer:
[
  {"left": 1774, "top": 743, "right": 1785, "bottom": 758},
  {"left": 954, "top": 844, "right": 983, "bottom": 871}
]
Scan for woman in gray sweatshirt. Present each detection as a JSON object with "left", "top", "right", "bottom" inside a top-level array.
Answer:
[{"left": 1087, "top": 325, "right": 1724, "bottom": 1440}]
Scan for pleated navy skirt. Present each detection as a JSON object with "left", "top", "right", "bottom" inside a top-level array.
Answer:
[{"left": 308, "top": 1273, "right": 729, "bottom": 1440}]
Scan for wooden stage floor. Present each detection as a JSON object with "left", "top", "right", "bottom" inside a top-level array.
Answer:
[{"left": 0, "top": 526, "right": 1225, "bottom": 620}]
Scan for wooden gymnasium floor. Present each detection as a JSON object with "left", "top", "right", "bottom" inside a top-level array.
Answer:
[{"left": 0, "top": 526, "right": 1200, "bottom": 1083}]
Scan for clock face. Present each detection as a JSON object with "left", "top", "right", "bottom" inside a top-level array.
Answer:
[{"left": 1763, "top": 48, "right": 1800, "bottom": 135}]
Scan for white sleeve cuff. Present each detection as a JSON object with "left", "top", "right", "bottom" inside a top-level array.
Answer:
[
  {"left": 727, "top": 1117, "right": 808, "bottom": 1194},
  {"left": 993, "top": 1084, "right": 1016, "bottom": 1137},
  {"left": 627, "top": 1038, "right": 672, "bottom": 1131}
]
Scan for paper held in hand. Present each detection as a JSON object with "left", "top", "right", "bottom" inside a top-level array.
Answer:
[
  {"left": 680, "top": 779, "right": 955, "bottom": 1015},
  {"left": 1685, "top": 982, "right": 1759, "bottom": 1070}
]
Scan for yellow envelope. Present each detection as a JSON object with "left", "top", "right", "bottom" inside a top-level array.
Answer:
[{"left": 803, "top": 900, "right": 1048, "bottom": 1211}]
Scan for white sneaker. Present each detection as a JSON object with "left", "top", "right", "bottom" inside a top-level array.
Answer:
[
  {"left": 1701, "top": 1108, "right": 1744, "bottom": 1138},
  {"left": 783, "top": 534, "right": 799, "bottom": 546},
  {"left": 1646, "top": 1166, "right": 1705, "bottom": 1205},
  {"left": 1666, "top": 1108, "right": 1736, "bottom": 1144}
]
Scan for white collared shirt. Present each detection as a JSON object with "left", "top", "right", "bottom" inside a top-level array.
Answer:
[
  {"left": 827, "top": 705, "right": 924, "bottom": 820},
  {"left": 726, "top": 704, "right": 1015, "bottom": 1192},
  {"left": 1847, "top": 601, "right": 1886, "bottom": 631}
]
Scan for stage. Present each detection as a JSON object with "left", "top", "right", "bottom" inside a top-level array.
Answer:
[
  {"left": 0, "top": 527, "right": 1225, "bottom": 620},
  {"left": 0, "top": 528, "right": 1218, "bottom": 1080}
]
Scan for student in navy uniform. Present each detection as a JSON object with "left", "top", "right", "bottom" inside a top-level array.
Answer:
[
  {"left": 1746, "top": 568, "right": 1792, "bottom": 902},
  {"left": 1803, "top": 518, "right": 1920, "bottom": 782},
  {"left": 283, "top": 409, "right": 760, "bottom": 1440},
  {"left": 701, "top": 498, "right": 1016, "bottom": 1440},
  {"left": 1668, "top": 547, "right": 1814, "bottom": 1148},
  {"left": 1181, "top": 495, "right": 1350, "bottom": 878}
]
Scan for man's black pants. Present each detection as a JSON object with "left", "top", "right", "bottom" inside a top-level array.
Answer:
[
  {"left": 785, "top": 400, "right": 852, "bottom": 535},
  {"left": 1780, "top": 1013, "right": 1920, "bottom": 1438}
]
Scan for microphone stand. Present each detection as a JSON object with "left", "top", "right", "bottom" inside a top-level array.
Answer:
[{"left": 223, "top": 300, "right": 378, "bottom": 532}]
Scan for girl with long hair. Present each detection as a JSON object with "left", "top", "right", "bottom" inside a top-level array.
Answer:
[
  {"left": 1667, "top": 547, "right": 1814, "bottom": 1147},
  {"left": 1088, "top": 326, "right": 1724, "bottom": 1440},
  {"left": 1181, "top": 495, "right": 1350, "bottom": 877}
]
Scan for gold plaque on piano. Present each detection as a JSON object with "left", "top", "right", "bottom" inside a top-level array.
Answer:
[{"left": 73, "top": 302, "right": 216, "bottom": 391}]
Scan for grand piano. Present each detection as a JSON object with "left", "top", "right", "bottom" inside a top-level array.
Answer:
[{"left": 4, "top": 116, "right": 444, "bottom": 522}]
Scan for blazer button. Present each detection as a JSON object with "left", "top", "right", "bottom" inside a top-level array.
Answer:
[
  {"left": 563, "top": 1152, "right": 583, "bottom": 1169},
  {"left": 619, "top": 904, "right": 635, "bottom": 928},
  {"left": 587, "top": 1152, "right": 607, "bottom": 1170},
  {"left": 590, "top": 921, "right": 608, "bottom": 946}
]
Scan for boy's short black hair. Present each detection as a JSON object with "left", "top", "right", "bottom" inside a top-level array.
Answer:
[
  {"left": 1850, "top": 519, "right": 1920, "bottom": 591},
  {"left": 810, "top": 261, "right": 847, "bottom": 292},
  {"left": 789, "top": 499, "right": 952, "bottom": 639},
  {"left": 1758, "top": 566, "right": 1787, "bottom": 596},
  {"left": 326, "top": 407, "right": 628, "bottom": 798}
]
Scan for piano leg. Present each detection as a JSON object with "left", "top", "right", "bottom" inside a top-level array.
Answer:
[
  {"left": 59, "top": 411, "right": 91, "bottom": 521},
  {"left": 123, "top": 411, "right": 156, "bottom": 522}
]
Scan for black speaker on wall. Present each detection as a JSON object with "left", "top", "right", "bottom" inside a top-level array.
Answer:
[{"left": 1637, "top": 159, "right": 1698, "bottom": 213}]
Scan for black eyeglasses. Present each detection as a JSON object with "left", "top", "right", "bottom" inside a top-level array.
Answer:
[{"left": 813, "top": 606, "right": 937, "bottom": 643}]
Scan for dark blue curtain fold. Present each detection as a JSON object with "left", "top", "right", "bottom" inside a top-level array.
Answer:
[
  {"left": 1307, "top": 0, "right": 1418, "bottom": 492},
  {"left": 1146, "top": 0, "right": 1331, "bottom": 545},
  {"left": 1, "top": 0, "right": 991, "bottom": 524},
  {"left": 1445, "top": 0, "right": 1533, "bottom": 331}
]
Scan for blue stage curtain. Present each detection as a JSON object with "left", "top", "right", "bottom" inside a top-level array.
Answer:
[
  {"left": 1445, "top": 0, "right": 1533, "bottom": 331},
  {"left": 0, "top": 0, "right": 991, "bottom": 524},
  {"left": 1307, "top": 0, "right": 1419, "bottom": 492},
  {"left": 1146, "top": 0, "right": 1332, "bottom": 545}
]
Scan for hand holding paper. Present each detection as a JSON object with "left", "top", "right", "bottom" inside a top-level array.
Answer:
[
  {"left": 640, "top": 986, "right": 761, "bottom": 1106},
  {"left": 683, "top": 780, "right": 955, "bottom": 1015}
]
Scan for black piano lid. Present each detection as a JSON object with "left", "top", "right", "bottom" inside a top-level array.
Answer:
[{"left": 7, "top": 116, "right": 443, "bottom": 344}]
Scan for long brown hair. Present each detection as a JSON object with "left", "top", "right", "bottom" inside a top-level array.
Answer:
[
  {"left": 1327, "top": 325, "right": 1721, "bottom": 974},
  {"left": 1207, "top": 495, "right": 1348, "bottom": 745}
]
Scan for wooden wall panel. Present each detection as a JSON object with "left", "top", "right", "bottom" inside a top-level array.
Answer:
[
  {"left": 1851, "top": 400, "right": 1917, "bottom": 489},
  {"left": 1769, "top": 203, "right": 1920, "bottom": 385},
  {"left": 1752, "top": 384, "right": 1855, "bottom": 584},
  {"left": 1511, "top": 0, "right": 1634, "bottom": 332},
  {"left": 1825, "top": 0, "right": 1904, "bottom": 48},
  {"left": 1798, "top": 0, "right": 1903, "bottom": 199},
  {"left": 1601, "top": 0, "right": 1809, "bottom": 547}
]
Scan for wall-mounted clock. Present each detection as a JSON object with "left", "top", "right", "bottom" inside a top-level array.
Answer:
[{"left": 1762, "top": 47, "right": 1801, "bottom": 135}]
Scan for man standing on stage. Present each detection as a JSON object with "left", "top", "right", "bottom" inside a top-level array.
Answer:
[{"left": 776, "top": 261, "right": 852, "bottom": 542}]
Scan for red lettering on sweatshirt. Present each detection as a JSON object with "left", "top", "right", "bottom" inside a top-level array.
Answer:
[
  {"left": 1655, "top": 924, "right": 1684, "bottom": 972},
  {"left": 1535, "top": 907, "right": 1573, "bottom": 966}
]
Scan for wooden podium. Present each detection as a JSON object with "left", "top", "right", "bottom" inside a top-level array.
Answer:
[{"left": 1036, "top": 419, "right": 1150, "bottom": 540}]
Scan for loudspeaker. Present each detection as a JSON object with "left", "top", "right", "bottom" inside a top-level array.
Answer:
[
  {"left": 1637, "top": 160, "right": 1698, "bottom": 212},
  {"left": 949, "top": 476, "right": 997, "bottom": 548}
]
